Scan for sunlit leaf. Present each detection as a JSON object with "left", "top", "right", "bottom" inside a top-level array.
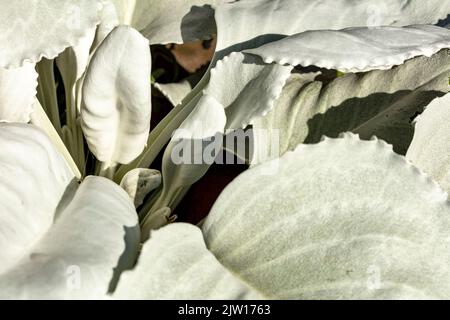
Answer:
[
  {"left": 0, "top": 63, "right": 37, "bottom": 122},
  {"left": 204, "top": 134, "right": 450, "bottom": 299},
  {"left": 407, "top": 92, "right": 450, "bottom": 196},
  {"left": 114, "top": 223, "right": 262, "bottom": 299},
  {"left": 215, "top": 0, "right": 450, "bottom": 56},
  {"left": 0, "top": 123, "right": 139, "bottom": 299},
  {"left": 0, "top": 0, "right": 102, "bottom": 68},
  {"left": 252, "top": 49, "right": 450, "bottom": 164},
  {"left": 81, "top": 26, "right": 152, "bottom": 167},
  {"left": 245, "top": 25, "right": 450, "bottom": 73},
  {"left": 110, "top": 0, "right": 218, "bottom": 44}
]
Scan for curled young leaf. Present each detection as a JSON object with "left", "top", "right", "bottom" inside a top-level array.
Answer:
[
  {"left": 120, "top": 168, "right": 162, "bottom": 207},
  {"left": 81, "top": 25, "right": 152, "bottom": 166}
]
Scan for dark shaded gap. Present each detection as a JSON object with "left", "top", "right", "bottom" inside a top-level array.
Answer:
[{"left": 304, "top": 90, "right": 446, "bottom": 155}]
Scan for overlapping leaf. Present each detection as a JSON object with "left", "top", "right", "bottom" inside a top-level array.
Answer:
[
  {"left": 407, "top": 93, "right": 450, "bottom": 196},
  {"left": 110, "top": 0, "right": 219, "bottom": 44},
  {"left": 0, "top": 0, "right": 102, "bottom": 68},
  {"left": 203, "top": 134, "right": 450, "bottom": 299},
  {"left": 0, "top": 63, "right": 37, "bottom": 122},
  {"left": 252, "top": 49, "right": 450, "bottom": 164},
  {"left": 245, "top": 25, "right": 450, "bottom": 73},
  {"left": 114, "top": 223, "right": 261, "bottom": 299},
  {"left": 215, "top": 0, "right": 450, "bottom": 56},
  {"left": 140, "top": 94, "right": 226, "bottom": 233},
  {"left": 0, "top": 123, "right": 139, "bottom": 299},
  {"left": 143, "top": 52, "right": 292, "bottom": 225}
]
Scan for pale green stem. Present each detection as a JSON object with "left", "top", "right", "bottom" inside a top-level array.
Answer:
[
  {"left": 62, "top": 126, "right": 75, "bottom": 161},
  {"left": 74, "top": 80, "right": 86, "bottom": 173},
  {"left": 138, "top": 187, "right": 163, "bottom": 219},
  {"left": 36, "top": 59, "right": 62, "bottom": 137},
  {"left": 76, "top": 120, "right": 86, "bottom": 175},
  {"left": 31, "top": 99, "right": 81, "bottom": 179},
  {"left": 99, "top": 162, "right": 118, "bottom": 180},
  {"left": 62, "top": 78, "right": 86, "bottom": 173}
]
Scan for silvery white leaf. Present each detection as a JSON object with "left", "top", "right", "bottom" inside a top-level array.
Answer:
[
  {"left": 249, "top": 72, "right": 318, "bottom": 165},
  {"left": 114, "top": 223, "right": 262, "bottom": 299},
  {"left": 252, "top": 49, "right": 450, "bottom": 164},
  {"left": 0, "top": 123, "right": 140, "bottom": 299},
  {"left": 56, "top": 29, "right": 96, "bottom": 89},
  {"left": 110, "top": 0, "right": 219, "bottom": 44},
  {"left": 0, "top": 0, "right": 102, "bottom": 68},
  {"left": 55, "top": 29, "right": 97, "bottom": 172},
  {"left": 245, "top": 25, "right": 450, "bottom": 73},
  {"left": 407, "top": 93, "right": 450, "bottom": 196},
  {"left": 0, "top": 123, "right": 76, "bottom": 275},
  {"left": 203, "top": 134, "right": 450, "bottom": 299},
  {"left": 215, "top": 0, "right": 450, "bottom": 56},
  {"left": 205, "top": 52, "right": 293, "bottom": 130},
  {"left": 0, "top": 63, "right": 37, "bottom": 122},
  {"left": 81, "top": 25, "right": 152, "bottom": 166},
  {"left": 0, "top": 177, "right": 140, "bottom": 299}
]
